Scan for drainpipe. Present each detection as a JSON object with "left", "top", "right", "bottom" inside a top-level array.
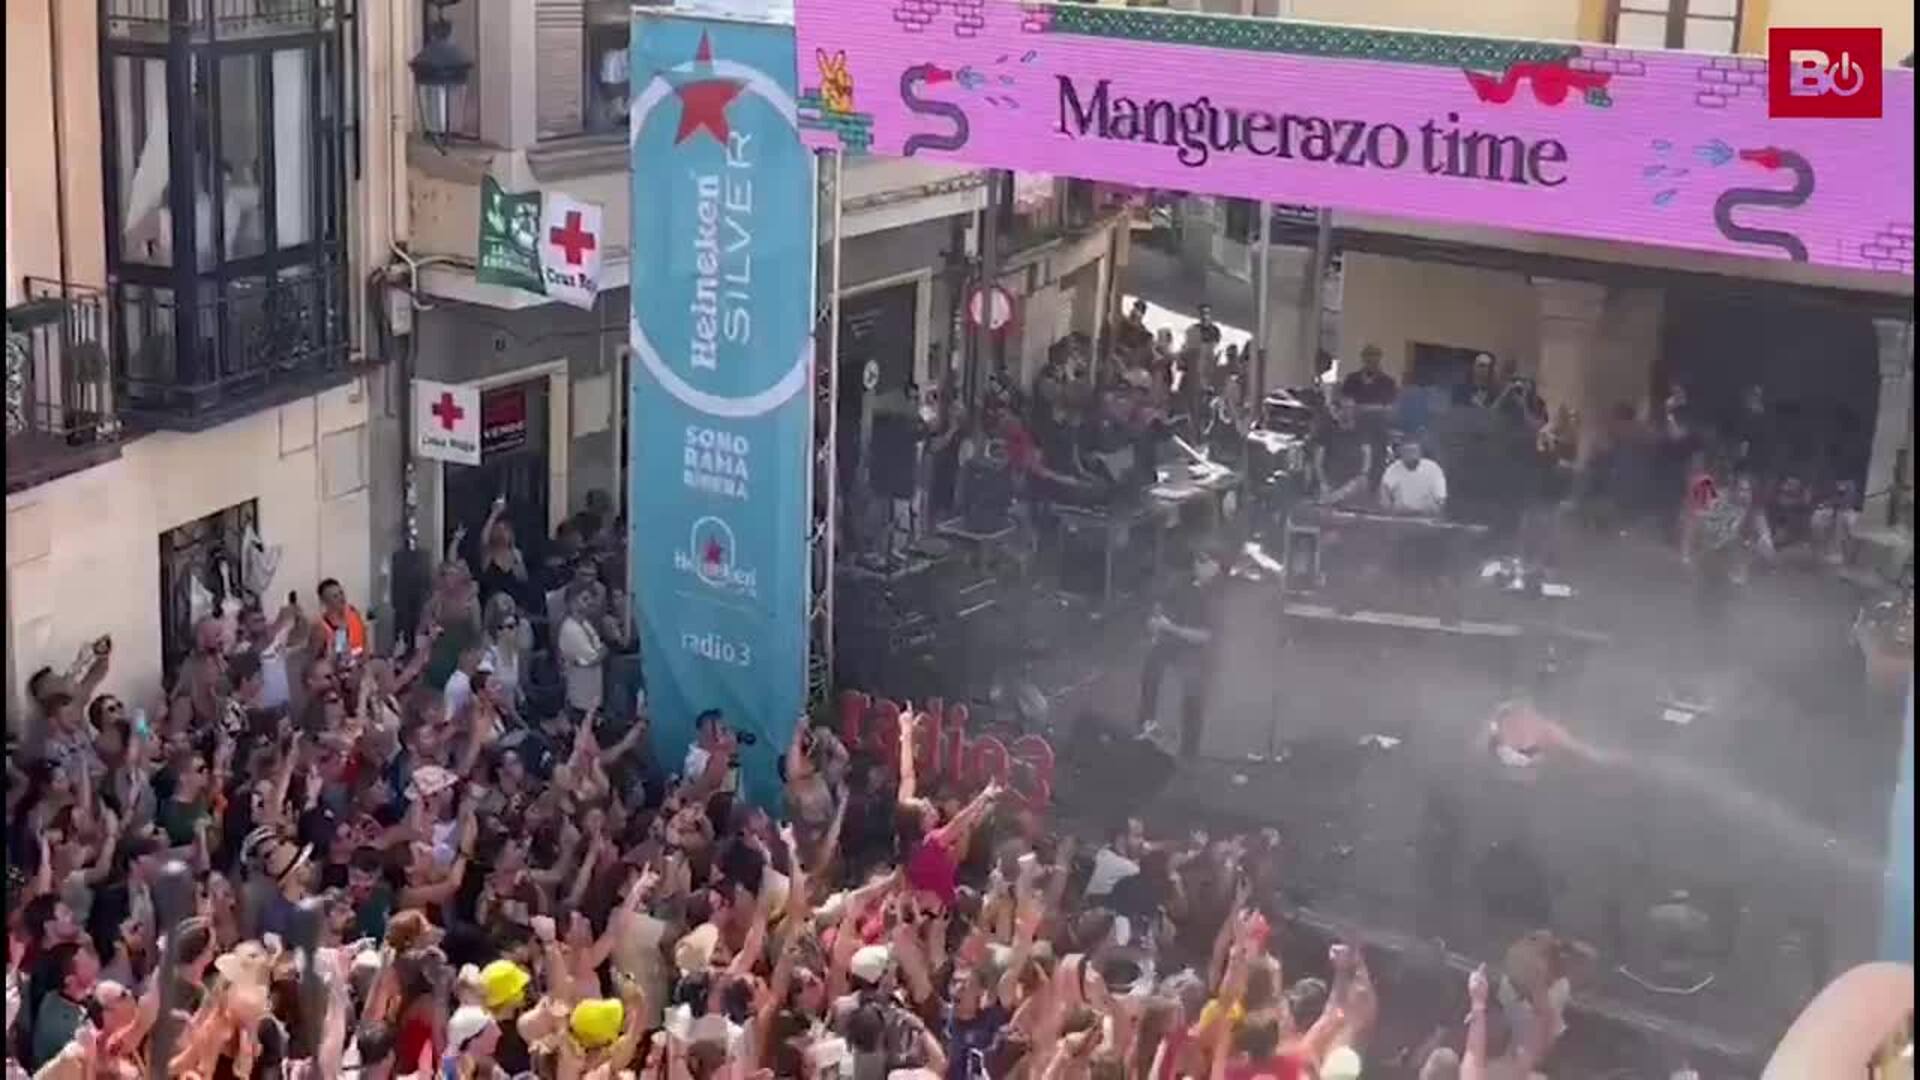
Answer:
[
  {"left": 1296, "top": 208, "right": 1332, "bottom": 386},
  {"left": 1252, "top": 203, "right": 1271, "bottom": 401},
  {"left": 971, "top": 170, "right": 1004, "bottom": 407},
  {"left": 47, "top": 0, "right": 72, "bottom": 293}
]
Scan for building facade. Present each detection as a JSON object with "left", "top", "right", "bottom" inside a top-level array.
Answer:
[
  {"left": 5, "top": 0, "right": 405, "bottom": 707},
  {"left": 396, "top": 2, "right": 1123, "bottom": 567},
  {"left": 1165, "top": 0, "right": 1913, "bottom": 540}
]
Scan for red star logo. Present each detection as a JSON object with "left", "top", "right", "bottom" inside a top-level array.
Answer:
[
  {"left": 703, "top": 537, "right": 727, "bottom": 567},
  {"left": 674, "top": 33, "right": 744, "bottom": 146}
]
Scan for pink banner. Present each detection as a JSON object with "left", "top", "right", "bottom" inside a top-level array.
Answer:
[{"left": 795, "top": 1, "right": 1913, "bottom": 276}]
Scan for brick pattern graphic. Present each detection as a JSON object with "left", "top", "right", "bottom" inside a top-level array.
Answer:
[
  {"left": 1861, "top": 222, "right": 1917, "bottom": 275},
  {"left": 1044, "top": 3, "right": 1577, "bottom": 68},
  {"left": 797, "top": 95, "right": 875, "bottom": 155},
  {"left": 1692, "top": 55, "right": 1769, "bottom": 110},
  {"left": 893, "top": 0, "right": 988, "bottom": 37},
  {"left": 1570, "top": 47, "right": 1648, "bottom": 79}
]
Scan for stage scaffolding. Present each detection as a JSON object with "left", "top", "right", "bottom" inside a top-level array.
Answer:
[{"left": 808, "top": 149, "right": 844, "bottom": 710}]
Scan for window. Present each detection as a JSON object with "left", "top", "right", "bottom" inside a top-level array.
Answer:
[
  {"left": 537, "top": 0, "right": 638, "bottom": 140},
  {"left": 1224, "top": 198, "right": 1259, "bottom": 245},
  {"left": 583, "top": 2, "right": 633, "bottom": 136},
  {"left": 158, "top": 500, "right": 258, "bottom": 678},
  {"left": 1609, "top": 0, "right": 1741, "bottom": 53},
  {"left": 101, "top": 0, "right": 351, "bottom": 426}
]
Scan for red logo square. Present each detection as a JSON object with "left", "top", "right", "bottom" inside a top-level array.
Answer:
[{"left": 1768, "top": 27, "right": 1883, "bottom": 118}]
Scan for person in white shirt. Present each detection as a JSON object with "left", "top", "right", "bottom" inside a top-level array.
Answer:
[
  {"left": 683, "top": 709, "right": 741, "bottom": 796},
  {"left": 1379, "top": 437, "right": 1455, "bottom": 603},
  {"left": 1085, "top": 818, "right": 1146, "bottom": 900},
  {"left": 480, "top": 593, "right": 532, "bottom": 711},
  {"left": 440, "top": 630, "right": 491, "bottom": 724},
  {"left": 556, "top": 586, "right": 609, "bottom": 717},
  {"left": 1379, "top": 437, "right": 1448, "bottom": 518},
  {"left": 234, "top": 602, "right": 302, "bottom": 713}
]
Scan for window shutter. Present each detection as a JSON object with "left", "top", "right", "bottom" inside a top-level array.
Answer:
[{"left": 535, "top": 0, "right": 585, "bottom": 139}]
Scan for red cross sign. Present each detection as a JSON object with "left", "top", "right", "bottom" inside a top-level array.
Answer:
[
  {"left": 549, "top": 211, "right": 597, "bottom": 266},
  {"left": 430, "top": 391, "right": 466, "bottom": 430},
  {"left": 416, "top": 379, "right": 480, "bottom": 465}
]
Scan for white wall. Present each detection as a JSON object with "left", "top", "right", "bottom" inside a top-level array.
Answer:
[
  {"left": 6, "top": 380, "right": 374, "bottom": 703},
  {"left": 1592, "top": 287, "right": 1663, "bottom": 420},
  {"left": 1337, "top": 252, "right": 1540, "bottom": 379}
]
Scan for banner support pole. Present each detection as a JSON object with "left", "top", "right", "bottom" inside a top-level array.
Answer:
[
  {"left": 1253, "top": 200, "right": 1272, "bottom": 401},
  {"left": 809, "top": 148, "right": 844, "bottom": 710},
  {"left": 1298, "top": 208, "right": 1333, "bottom": 388}
]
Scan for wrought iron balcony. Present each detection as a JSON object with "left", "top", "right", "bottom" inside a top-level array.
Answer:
[
  {"left": 111, "top": 263, "right": 353, "bottom": 431},
  {"left": 6, "top": 283, "right": 124, "bottom": 493},
  {"left": 103, "top": 0, "right": 343, "bottom": 43}
]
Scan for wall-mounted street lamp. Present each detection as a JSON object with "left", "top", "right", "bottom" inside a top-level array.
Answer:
[{"left": 410, "top": 0, "right": 473, "bottom": 146}]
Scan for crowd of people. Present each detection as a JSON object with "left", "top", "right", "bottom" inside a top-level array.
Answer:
[
  {"left": 1300, "top": 342, "right": 1868, "bottom": 700},
  {"left": 8, "top": 289, "right": 1873, "bottom": 1079},
  {"left": 4, "top": 481, "right": 1595, "bottom": 1078}
]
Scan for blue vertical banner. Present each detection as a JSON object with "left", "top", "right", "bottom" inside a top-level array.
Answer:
[
  {"left": 1882, "top": 680, "right": 1913, "bottom": 964},
  {"left": 630, "top": 13, "right": 813, "bottom": 808}
]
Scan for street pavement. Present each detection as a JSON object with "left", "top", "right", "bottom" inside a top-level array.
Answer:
[{"left": 1029, "top": 524, "right": 1901, "bottom": 1066}]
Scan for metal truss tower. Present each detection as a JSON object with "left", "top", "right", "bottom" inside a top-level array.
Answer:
[{"left": 808, "top": 149, "right": 843, "bottom": 711}]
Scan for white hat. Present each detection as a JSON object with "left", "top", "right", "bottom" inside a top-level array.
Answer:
[
  {"left": 448, "top": 1004, "right": 496, "bottom": 1053},
  {"left": 849, "top": 944, "right": 893, "bottom": 985},
  {"left": 1321, "top": 1046, "right": 1363, "bottom": 1080},
  {"left": 407, "top": 764, "right": 460, "bottom": 801},
  {"left": 674, "top": 923, "right": 721, "bottom": 977}
]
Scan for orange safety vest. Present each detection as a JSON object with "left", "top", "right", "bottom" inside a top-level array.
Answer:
[{"left": 321, "top": 605, "right": 369, "bottom": 661}]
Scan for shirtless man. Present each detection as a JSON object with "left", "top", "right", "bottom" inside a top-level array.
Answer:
[{"left": 1484, "top": 695, "right": 1613, "bottom": 776}]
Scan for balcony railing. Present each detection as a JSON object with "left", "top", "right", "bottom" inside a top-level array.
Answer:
[
  {"left": 111, "top": 263, "right": 352, "bottom": 429},
  {"left": 6, "top": 283, "right": 124, "bottom": 493},
  {"left": 103, "top": 0, "right": 341, "bottom": 42},
  {"left": 1004, "top": 179, "right": 1112, "bottom": 261}
]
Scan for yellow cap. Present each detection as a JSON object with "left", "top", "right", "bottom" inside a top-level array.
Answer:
[
  {"left": 570, "top": 998, "right": 625, "bottom": 1048},
  {"left": 479, "top": 960, "right": 531, "bottom": 1011}
]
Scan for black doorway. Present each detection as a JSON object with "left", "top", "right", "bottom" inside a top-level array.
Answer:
[
  {"left": 1658, "top": 292, "right": 1879, "bottom": 487},
  {"left": 1410, "top": 342, "right": 1490, "bottom": 389},
  {"left": 442, "top": 378, "right": 553, "bottom": 567},
  {"left": 835, "top": 282, "right": 919, "bottom": 491}
]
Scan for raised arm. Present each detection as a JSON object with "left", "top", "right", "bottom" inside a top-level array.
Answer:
[
  {"left": 995, "top": 888, "right": 1043, "bottom": 1010},
  {"left": 444, "top": 525, "right": 469, "bottom": 570},
  {"left": 897, "top": 709, "right": 921, "bottom": 806},
  {"left": 80, "top": 808, "right": 124, "bottom": 886},
  {"left": 929, "top": 782, "right": 1003, "bottom": 853},
  {"left": 1459, "top": 964, "right": 1490, "bottom": 1080}
]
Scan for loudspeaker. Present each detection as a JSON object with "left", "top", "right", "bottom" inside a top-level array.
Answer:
[
  {"left": 388, "top": 548, "right": 432, "bottom": 649},
  {"left": 1057, "top": 712, "right": 1176, "bottom": 821},
  {"left": 1474, "top": 839, "right": 1554, "bottom": 926},
  {"left": 869, "top": 413, "right": 921, "bottom": 500},
  {"left": 961, "top": 460, "right": 1013, "bottom": 533}
]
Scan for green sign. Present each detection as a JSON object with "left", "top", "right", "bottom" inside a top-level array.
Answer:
[{"left": 476, "top": 175, "right": 546, "bottom": 295}]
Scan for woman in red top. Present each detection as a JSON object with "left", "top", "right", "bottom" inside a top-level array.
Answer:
[
  {"left": 1679, "top": 449, "right": 1721, "bottom": 562},
  {"left": 388, "top": 950, "right": 449, "bottom": 1076},
  {"left": 895, "top": 712, "right": 1005, "bottom": 914}
]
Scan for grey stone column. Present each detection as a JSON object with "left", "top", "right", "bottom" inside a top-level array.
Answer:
[
  {"left": 1533, "top": 278, "right": 1608, "bottom": 458},
  {"left": 1865, "top": 317, "right": 1915, "bottom": 529},
  {"left": 1258, "top": 244, "right": 1315, "bottom": 390}
]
